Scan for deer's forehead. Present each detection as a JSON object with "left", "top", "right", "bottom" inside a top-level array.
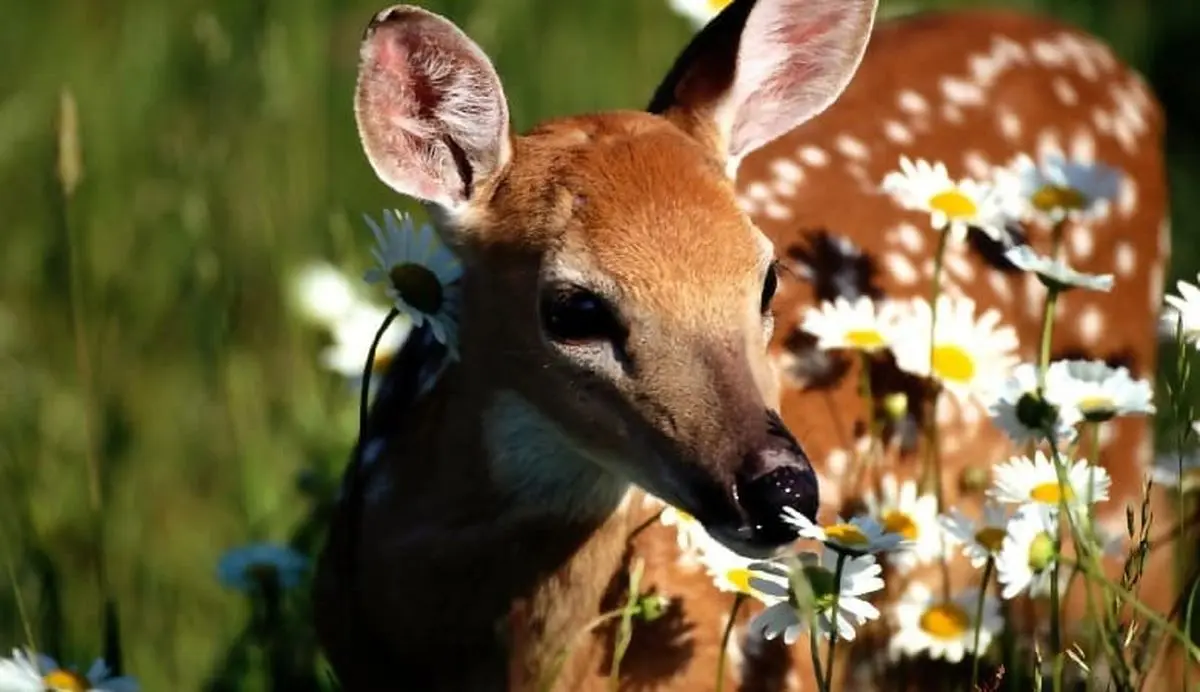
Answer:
[{"left": 505, "top": 117, "right": 765, "bottom": 295}]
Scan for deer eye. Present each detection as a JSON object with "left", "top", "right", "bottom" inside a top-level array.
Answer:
[
  {"left": 760, "top": 262, "right": 780, "bottom": 314},
  {"left": 540, "top": 285, "right": 624, "bottom": 345}
]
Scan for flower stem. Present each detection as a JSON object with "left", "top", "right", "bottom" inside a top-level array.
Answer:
[
  {"left": 970, "top": 558, "right": 994, "bottom": 691},
  {"left": 921, "top": 229, "right": 951, "bottom": 601},
  {"left": 608, "top": 559, "right": 646, "bottom": 691},
  {"left": 716, "top": 594, "right": 747, "bottom": 692},
  {"left": 822, "top": 553, "right": 848, "bottom": 692},
  {"left": 1037, "top": 289, "right": 1060, "bottom": 390},
  {"left": 1050, "top": 558, "right": 1064, "bottom": 692}
]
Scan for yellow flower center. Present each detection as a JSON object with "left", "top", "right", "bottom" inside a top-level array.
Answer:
[
  {"left": 931, "top": 344, "right": 976, "bottom": 384},
  {"left": 726, "top": 567, "right": 754, "bottom": 594},
  {"left": 1030, "top": 481, "right": 1075, "bottom": 504},
  {"left": 918, "top": 602, "right": 971, "bottom": 640},
  {"left": 43, "top": 670, "right": 89, "bottom": 692},
  {"left": 845, "top": 328, "right": 886, "bottom": 349},
  {"left": 929, "top": 189, "right": 979, "bottom": 220},
  {"left": 706, "top": 0, "right": 733, "bottom": 10},
  {"left": 1028, "top": 532, "right": 1056, "bottom": 571},
  {"left": 974, "top": 526, "right": 1007, "bottom": 553},
  {"left": 1077, "top": 395, "right": 1116, "bottom": 415},
  {"left": 824, "top": 523, "right": 869, "bottom": 546},
  {"left": 1031, "top": 185, "right": 1086, "bottom": 212},
  {"left": 674, "top": 509, "right": 696, "bottom": 524},
  {"left": 389, "top": 262, "right": 444, "bottom": 314},
  {"left": 882, "top": 510, "right": 919, "bottom": 540}
]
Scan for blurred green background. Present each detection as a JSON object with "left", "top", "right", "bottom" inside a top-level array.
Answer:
[{"left": 1, "top": 0, "right": 1197, "bottom": 689}]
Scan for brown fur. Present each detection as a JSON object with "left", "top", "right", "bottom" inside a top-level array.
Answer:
[{"left": 315, "top": 5, "right": 1190, "bottom": 690}]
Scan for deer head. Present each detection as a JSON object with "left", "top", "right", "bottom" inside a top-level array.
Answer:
[{"left": 351, "top": 0, "right": 878, "bottom": 554}]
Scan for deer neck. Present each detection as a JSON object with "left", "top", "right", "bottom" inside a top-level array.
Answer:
[{"left": 377, "top": 355, "right": 639, "bottom": 686}]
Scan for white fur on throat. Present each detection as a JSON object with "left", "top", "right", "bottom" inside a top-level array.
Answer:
[{"left": 482, "top": 390, "right": 630, "bottom": 520}]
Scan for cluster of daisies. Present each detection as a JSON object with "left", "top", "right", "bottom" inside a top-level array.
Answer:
[{"left": 661, "top": 448, "right": 1117, "bottom": 665}]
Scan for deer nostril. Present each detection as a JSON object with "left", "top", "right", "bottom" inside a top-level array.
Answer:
[{"left": 734, "top": 463, "right": 818, "bottom": 547}]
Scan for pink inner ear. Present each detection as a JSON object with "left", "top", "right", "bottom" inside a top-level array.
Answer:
[
  {"left": 726, "top": 0, "right": 876, "bottom": 163},
  {"left": 355, "top": 9, "right": 510, "bottom": 209}
]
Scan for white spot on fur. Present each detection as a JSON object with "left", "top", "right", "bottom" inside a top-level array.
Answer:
[
  {"left": 1115, "top": 241, "right": 1137, "bottom": 277},
  {"left": 1052, "top": 76, "right": 1079, "bottom": 106},
  {"left": 745, "top": 181, "right": 772, "bottom": 201},
  {"left": 1036, "top": 129, "right": 1064, "bottom": 160},
  {"left": 941, "top": 103, "right": 964, "bottom": 124},
  {"left": 483, "top": 390, "right": 630, "bottom": 519},
  {"left": 786, "top": 672, "right": 803, "bottom": 691},
  {"left": 1150, "top": 262, "right": 1164, "bottom": 310},
  {"left": 1032, "top": 39, "right": 1068, "bottom": 67},
  {"left": 940, "top": 76, "right": 986, "bottom": 106},
  {"left": 1025, "top": 273, "right": 1045, "bottom": 319},
  {"left": 1118, "top": 178, "right": 1138, "bottom": 218},
  {"left": 826, "top": 449, "right": 850, "bottom": 478},
  {"left": 1068, "top": 225, "right": 1094, "bottom": 261},
  {"left": 892, "top": 222, "right": 925, "bottom": 253},
  {"left": 997, "top": 108, "right": 1022, "bottom": 141},
  {"left": 763, "top": 201, "right": 792, "bottom": 220},
  {"left": 987, "top": 269, "right": 1013, "bottom": 304},
  {"left": 798, "top": 145, "right": 829, "bottom": 167},
  {"left": 944, "top": 250, "right": 976, "bottom": 283},
  {"left": 1092, "top": 108, "right": 1113, "bottom": 135},
  {"left": 884, "top": 120, "right": 914, "bottom": 145},
  {"left": 884, "top": 252, "right": 919, "bottom": 286},
  {"left": 962, "top": 150, "right": 991, "bottom": 180},
  {"left": 897, "top": 89, "right": 929, "bottom": 115},
  {"left": 1159, "top": 217, "right": 1172, "bottom": 257},
  {"left": 737, "top": 196, "right": 758, "bottom": 214},
  {"left": 835, "top": 134, "right": 870, "bottom": 161},
  {"left": 771, "top": 158, "right": 804, "bottom": 184},
  {"left": 1070, "top": 128, "right": 1096, "bottom": 163},
  {"left": 1078, "top": 304, "right": 1104, "bottom": 345}
]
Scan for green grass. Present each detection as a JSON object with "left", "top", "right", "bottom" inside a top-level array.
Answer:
[{"left": 1, "top": 0, "right": 1197, "bottom": 689}]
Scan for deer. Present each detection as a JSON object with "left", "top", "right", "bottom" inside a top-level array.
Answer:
[{"left": 313, "top": 0, "right": 1180, "bottom": 689}]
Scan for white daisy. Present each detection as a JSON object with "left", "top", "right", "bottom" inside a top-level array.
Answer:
[
  {"left": 1004, "top": 245, "right": 1114, "bottom": 293},
  {"left": 1001, "top": 153, "right": 1121, "bottom": 225},
  {"left": 660, "top": 504, "right": 706, "bottom": 554},
  {"left": 1149, "top": 451, "right": 1200, "bottom": 493},
  {"left": 697, "top": 540, "right": 789, "bottom": 607},
  {"left": 667, "top": 0, "right": 732, "bottom": 29},
  {"left": 1045, "top": 359, "right": 1156, "bottom": 423},
  {"left": 987, "top": 362, "right": 1082, "bottom": 445},
  {"left": 862, "top": 475, "right": 943, "bottom": 573},
  {"left": 996, "top": 504, "right": 1059, "bottom": 599},
  {"left": 989, "top": 451, "right": 1111, "bottom": 510},
  {"left": 0, "top": 649, "right": 138, "bottom": 692},
  {"left": 781, "top": 509, "right": 907, "bottom": 556},
  {"left": 318, "top": 303, "right": 411, "bottom": 381},
  {"left": 363, "top": 210, "right": 462, "bottom": 356},
  {"left": 290, "top": 262, "right": 364, "bottom": 327},
  {"left": 750, "top": 548, "right": 884, "bottom": 644},
  {"left": 891, "top": 295, "right": 1019, "bottom": 402},
  {"left": 1162, "top": 276, "right": 1200, "bottom": 345},
  {"left": 888, "top": 582, "right": 1003, "bottom": 663},
  {"left": 939, "top": 502, "right": 1015, "bottom": 568},
  {"left": 217, "top": 542, "right": 310, "bottom": 593},
  {"left": 881, "top": 156, "right": 1018, "bottom": 242},
  {"left": 798, "top": 296, "right": 902, "bottom": 352}
]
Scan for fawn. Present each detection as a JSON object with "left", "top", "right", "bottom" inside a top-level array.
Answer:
[{"left": 315, "top": 1, "right": 1177, "bottom": 689}]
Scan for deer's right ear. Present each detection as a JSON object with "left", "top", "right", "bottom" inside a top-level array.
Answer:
[{"left": 355, "top": 6, "right": 511, "bottom": 214}]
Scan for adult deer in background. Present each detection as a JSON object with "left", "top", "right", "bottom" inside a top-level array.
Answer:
[{"left": 314, "top": 0, "right": 1177, "bottom": 689}]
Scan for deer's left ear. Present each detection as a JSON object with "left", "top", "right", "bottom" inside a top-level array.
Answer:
[{"left": 650, "top": 0, "right": 877, "bottom": 176}]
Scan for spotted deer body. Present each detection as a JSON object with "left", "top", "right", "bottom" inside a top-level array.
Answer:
[{"left": 314, "top": 3, "right": 1176, "bottom": 690}]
